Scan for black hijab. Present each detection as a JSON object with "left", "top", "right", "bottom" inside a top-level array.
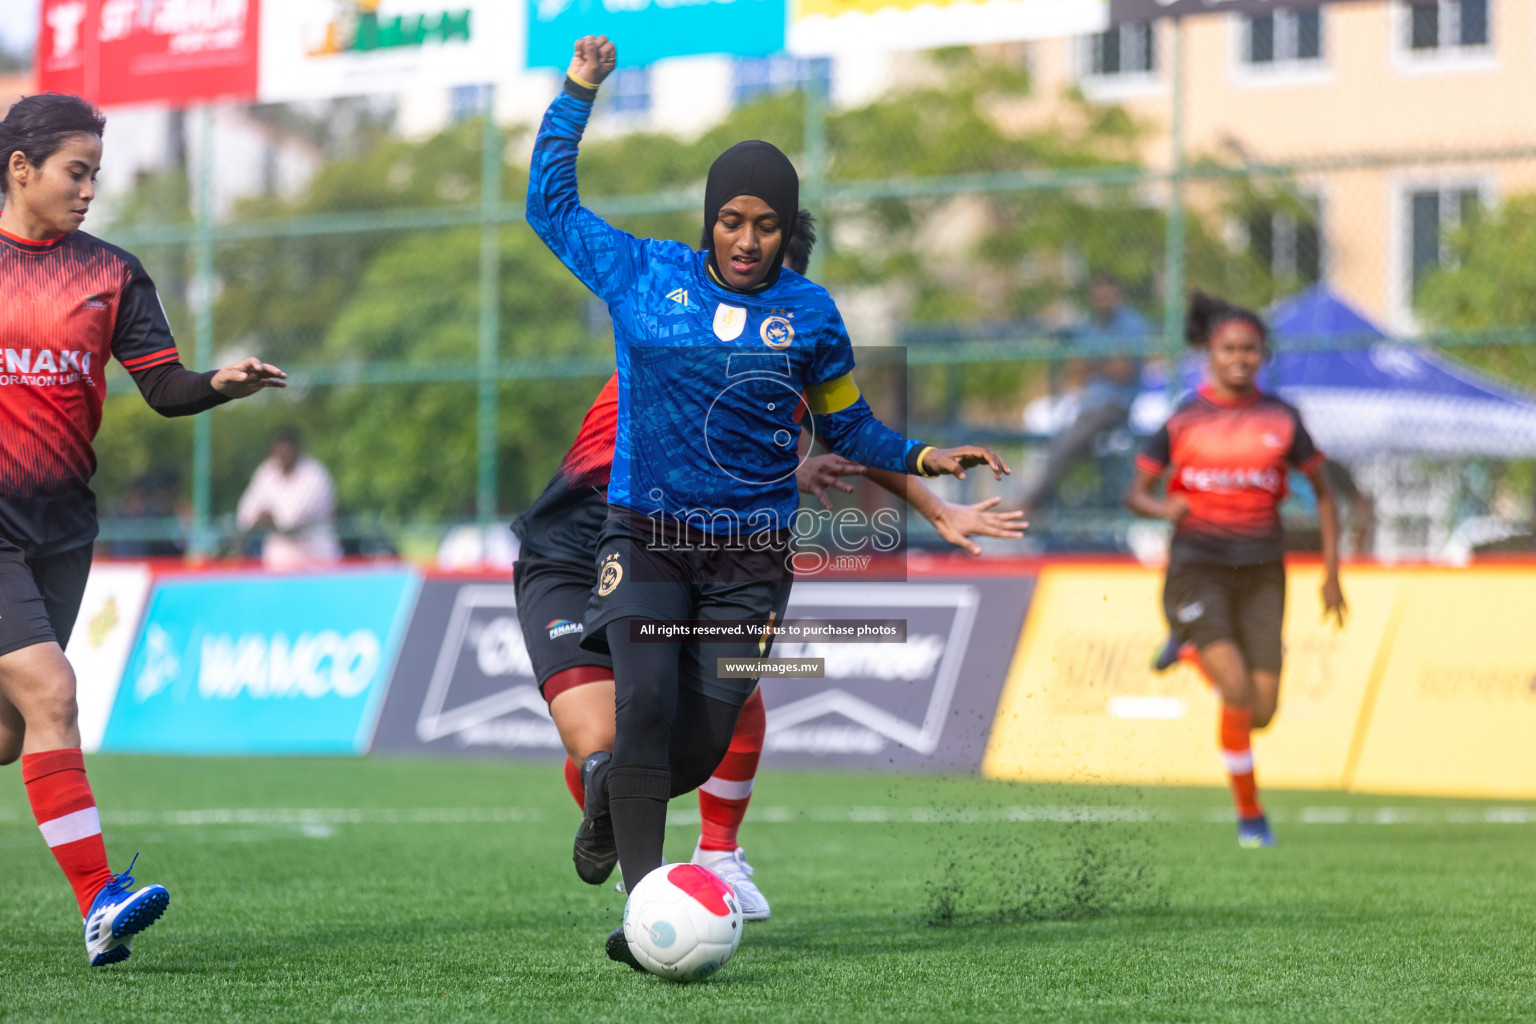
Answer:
[{"left": 703, "top": 140, "right": 799, "bottom": 291}]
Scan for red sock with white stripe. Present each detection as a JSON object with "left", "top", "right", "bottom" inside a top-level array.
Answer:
[
  {"left": 22, "top": 748, "right": 115, "bottom": 917},
  {"left": 562, "top": 756, "right": 585, "bottom": 809},
  {"left": 697, "top": 689, "right": 765, "bottom": 852},
  {"left": 1219, "top": 705, "right": 1263, "bottom": 819}
]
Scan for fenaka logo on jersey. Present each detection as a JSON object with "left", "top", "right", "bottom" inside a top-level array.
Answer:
[
  {"left": 547, "top": 618, "right": 584, "bottom": 640},
  {"left": 598, "top": 552, "right": 624, "bottom": 596},
  {"left": 1178, "top": 465, "right": 1282, "bottom": 495},
  {"left": 760, "top": 315, "right": 794, "bottom": 350},
  {"left": 0, "top": 348, "right": 94, "bottom": 388},
  {"left": 713, "top": 304, "right": 747, "bottom": 341}
]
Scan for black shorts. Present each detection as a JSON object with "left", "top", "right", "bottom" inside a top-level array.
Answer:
[
  {"left": 1163, "top": 560, "right": 1285, "bottom": 674},
  {"left": 513, "top": 556, "right": 614, "bottom": 696},
  {"left": 0, "top": 538, "right": 93, "bottom": 658},
  {"left": 580, "top": 506, "right": 794, "bottom": 705}
]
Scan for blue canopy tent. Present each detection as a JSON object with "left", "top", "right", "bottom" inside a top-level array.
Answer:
[{"left": 1130, "top": 285, "right": 1536, "bottom": 460}]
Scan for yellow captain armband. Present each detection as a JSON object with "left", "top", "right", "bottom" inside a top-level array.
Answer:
[
  {"left": 805, "top": 372, "right": 861, "bottom": 415},
  {"left": 916, "top": 446, "right": 939, "bottom": 477}
]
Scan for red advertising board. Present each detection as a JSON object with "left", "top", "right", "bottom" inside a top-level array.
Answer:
[{"left": 36, "top": 0, "right": 260, "bottom": 108}]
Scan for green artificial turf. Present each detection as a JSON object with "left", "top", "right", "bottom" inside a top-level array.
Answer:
[{"left": 1, "top": 756, "right": 1533, "bottom": 1023}]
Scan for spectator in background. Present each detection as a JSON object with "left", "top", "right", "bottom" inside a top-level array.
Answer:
[
  {"left": 235, "top": 428, "right": 341, "bottom": 570},
  {"left": 1021, "top": 273, "right": 1151, "bottom": 513}
]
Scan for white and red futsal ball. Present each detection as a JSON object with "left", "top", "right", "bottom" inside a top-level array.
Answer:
[{"left": 622, "top": 863, "right": 743, "bottom": 981}]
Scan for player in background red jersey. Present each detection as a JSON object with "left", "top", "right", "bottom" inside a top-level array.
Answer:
[
  {"left": 0, "top": 94, "right": 286, "bottom": 965},
  {"left": 1126, "top": 291, "right": 1345, "bottom": 848}
]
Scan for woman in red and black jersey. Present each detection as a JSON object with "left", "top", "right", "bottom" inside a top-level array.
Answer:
[
  {"left": 0, "top": 94, "right": 285, "bottom": 965},
  {"left": 1126, "top": 291, "right": 1345, "bottom": 849}
]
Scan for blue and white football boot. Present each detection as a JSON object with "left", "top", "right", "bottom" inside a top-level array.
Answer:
[
  {"left": 84, "top": 855, "right": 170, "bottom": 966},
  {"left": 1237, "top": 814, "right": 1276, "bottom": 849}
]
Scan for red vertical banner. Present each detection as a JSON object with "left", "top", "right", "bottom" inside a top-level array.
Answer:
[{"left": 36, "top": 0, "right": 260, "bottom": 108}]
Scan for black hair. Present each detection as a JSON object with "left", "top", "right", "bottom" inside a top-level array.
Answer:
[
  {"left": 785, "top": 209, "right": 816, "bottom": 275},
  {"left": 271, "top": 427, "right": 302, "bottom": 448},
  {"left": 1185, "top": 290, "right": 1267, "bottom": 349},
  {"left": 699, "top": 207, "right": 817, "bottom": 275},
  {"left": 0, "top": 94, "right": 106, "bottom": 196}
]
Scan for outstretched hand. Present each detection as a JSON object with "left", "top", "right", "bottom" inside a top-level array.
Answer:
[
  {"left": 929, "top": 496, "right": 1027, "bottom": 557},
  {"left": 796, "top": 453, "right": 865, "bottom": 511},
  {"left": 568, "top": 34, "right": 617, "bottom": 87},
  {"left": 923, "top": 445, "right": 1010, "bottom": 481},
  {"left": 211, "top": 357, "right": 287, "bottom": 399}
]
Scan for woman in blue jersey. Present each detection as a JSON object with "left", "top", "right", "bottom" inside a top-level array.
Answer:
[{"left": 528, "top": 35, "right": 1008, "bottom": 971}]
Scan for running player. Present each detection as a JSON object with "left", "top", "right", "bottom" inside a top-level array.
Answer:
[
  {"left": 514, "top": 211, "right": 1026, "bottom": 920},
  {"left": 1125, "top": 291, "right": 1344, "bottom": 849},
  {"left": 0, "top": 94, "right": 287, "bottom": 965},
  {"left": 528, "top": 36, "right": 1008, "bottom": 970}
]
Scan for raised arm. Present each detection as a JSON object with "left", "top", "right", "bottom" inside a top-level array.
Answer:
[{"left": 525, "top": 35, "right": 643, "bottom": 303}]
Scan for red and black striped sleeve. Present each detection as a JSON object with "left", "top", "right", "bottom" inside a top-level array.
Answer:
[{"left": 111, "top": 255, "right": 228, "bottom": 417}]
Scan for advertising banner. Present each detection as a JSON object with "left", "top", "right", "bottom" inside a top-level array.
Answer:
[
  {"left": 372, "top": 578, "right": 564, "bottom": 757},
  {"left": 65, "top": 562, "right": 153, "bottom": 754},
  {"left": 103, "top": 569, "right": 419, "bottom": 755},
  {"left": 526, "top": 0, "right": 786, "bottom": 70},
  {"left": 259, "top": 0, "right": 522, "bottom": 103},
  {"left": 982, "top": 564, "right": 1398, "bottom": 790},
  {"left": 760, "top": 576, "right": 1034, "bottom": 771},
  {"left": 1348, "top": 570, "right": 1536, "bottom": 799},
  {"left": 373, "top": 572, "right": 1033, "bottom": 771},
  {"left": 37, "top": 0, "right": 261, "bottom": 107},
  {"left": 789, "top": 0, "right": 1106, "bottom": 56}
]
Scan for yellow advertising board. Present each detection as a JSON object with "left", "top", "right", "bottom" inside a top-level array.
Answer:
[
  {"left": 1347, "top": 570, "right": 1536, "bottom": 798},
  {"left": 982, "top": 564, "right": 1400, "bottom": 790}
]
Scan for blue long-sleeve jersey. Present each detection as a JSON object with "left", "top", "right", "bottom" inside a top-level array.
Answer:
[{"left": 527, "top": 85, "right": 929, "bottom": 534}]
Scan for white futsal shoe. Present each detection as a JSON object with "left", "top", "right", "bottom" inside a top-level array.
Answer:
[{"left": 692, "top": 843, "right": 770, "bottom": 921}]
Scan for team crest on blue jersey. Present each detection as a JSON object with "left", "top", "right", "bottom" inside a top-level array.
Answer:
[
  {"left": 760, "top": 315, "right": 794, "bottom": 350},
  {"left": 713, "top": 304, "right": 747, "bottom": 341}
]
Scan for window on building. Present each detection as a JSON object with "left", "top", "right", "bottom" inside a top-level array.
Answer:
[
  {"left": 1088, "top": 22, "right": 1156, "bottom": 78},
  {"left": 1408, "top": 184, "right": 1481, "bottom": 300},
  {"left": 600, "top": 67, "right": 652, "bottom": 116},
  {"left": 732, "top": 57, "right": 832, "bottom": 106},
  {"left": 1247, "top": 195, "right": 1323, "bottom": 284},
  {"left": 1241, "top": 7, "right": 1323, "bottom": 67},
  {"left": 1402, "top": 0, "right": 1490, "bottom": 55}
]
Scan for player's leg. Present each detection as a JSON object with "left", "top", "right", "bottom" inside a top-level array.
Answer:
[
  {"left": 513, "top": 556, "right": 617, "bottom": 822},
  {"left": 9, "top": 544, "right": 169, "bottom": 964},
  {"left": 547, "top": 677, "right": 616, "bottom": 805},
  {"left": 606, "top": 618, "right": 684, "bottom": 894},
  {"left": 1236, "top": 562, "right": 1287, "bottom": 732},
  {"left": 0, "top": 688, "right": 24, "bottom": 764},
  {"left": 693, "top": 687, "right": 770, "bottom": 920},
  {"left": 1165, "top": 563, "right": 1267, "bottom": 845}
]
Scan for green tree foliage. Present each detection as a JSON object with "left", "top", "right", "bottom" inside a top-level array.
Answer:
[{"left": 1417, "top": 194, "right": 1536, "bottom": 388}]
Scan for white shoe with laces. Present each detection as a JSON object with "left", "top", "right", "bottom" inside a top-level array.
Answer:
[{"left": 691, "top": 843, "right": 770, "bottom": 921}]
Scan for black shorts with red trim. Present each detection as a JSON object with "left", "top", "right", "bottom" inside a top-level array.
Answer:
[
  {"left": 512, "top": 556, "right": 613, "bottom": 700},
  {"left": 1162, "top": 560, "right": 1285, "bottom": 674},
  {"left": 0, "top": 537, "right": 92, "bottom": 657}
]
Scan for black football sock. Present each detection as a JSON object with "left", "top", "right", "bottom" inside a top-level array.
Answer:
[{"left": 608, "top": 765, "right": 672, "bottom": 894}]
